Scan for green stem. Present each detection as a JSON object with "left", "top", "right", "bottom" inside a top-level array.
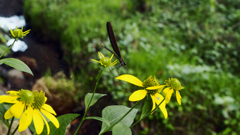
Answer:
[
  {"left": 0, "top": 39, "right": 16, "bottom": 59},
  {"left": 74, "top": 69, "right": 103, "bottom": 135},
  {"left": 7, "top": 117, "right": 14, "bottom": 135},
  {"left": 130, "top": 97, "right": 165, "bottom": 128},
  {"left": 99, "top": 101, "right": 141, "bottom": 135},
  {"left": 11, "top": 125, "right": 19, "bottom": 135}
]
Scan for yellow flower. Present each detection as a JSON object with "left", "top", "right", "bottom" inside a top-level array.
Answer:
[
  {"left": 18, "top": 91, "right": 59, "bottom": 135},
  {"left": 163, "top": 78, "right": 184, "bottom": 105},
  {"left": 10, "top": 26, "right": 31, "bottom": 39},
  {"left": 0, "top": 90, "right": 59, "bottom": 135},
  {"left": 116, "top": 74, "right": 168, "bottom": 119},
  {"left": 91, "top": 52, "right": 117, "bottom": 68},
  {"left": 0, "top": 90, "right": 34, "bottom": 120}
]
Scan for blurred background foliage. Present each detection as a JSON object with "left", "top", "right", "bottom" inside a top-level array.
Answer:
[{"left": 22, "top": 0, "right": 240, "bottom": 134}]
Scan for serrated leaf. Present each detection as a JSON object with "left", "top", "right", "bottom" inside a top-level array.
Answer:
[
  {"left": 84, "top": 93, "right": 106, "bottom": 109},
  {"left": 40, "top": 113, "right": 80, "bottom": 135},
  {"left": 99, "top": 105, "right": 138, "bottom": 134},
  {"left": 0, "top": 58, "right": 33, "bottom": 75},
  {"left": 112, "top": 123, "right": 132, "bottom": 135},
  {"left": 85, "top": 116, "right": 110, "bottom": 126}
]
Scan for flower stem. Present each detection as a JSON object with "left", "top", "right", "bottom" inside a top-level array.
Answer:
[
  {"left": 130, "top": 97, "right": 165, "bottom": 128},
  {"left": 0, "top": 39, "right": 16, "bottom": 59},
  {"left": 74, "top": 69, "right": 103, "bottom": 135},
  {"left": 99, "top": 101, "right": 140, "bottom": 135},
  {"left": 7, "top": 117, "right": 14, "bottom": 135},
  {"left": 11, "top": 125, "right": 19, "bottom": 135}
]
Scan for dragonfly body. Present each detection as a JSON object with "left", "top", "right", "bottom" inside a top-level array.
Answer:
[{"left": 103, "top": 22, "right": 126, "bottom": 68}]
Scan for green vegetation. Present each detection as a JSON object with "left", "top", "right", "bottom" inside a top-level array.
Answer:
[{"left": 23, "top": 0, "right": 240, "bottom": 134}]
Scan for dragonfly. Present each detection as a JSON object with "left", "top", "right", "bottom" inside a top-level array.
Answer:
[{"left": 101, "top": 22, "right": 126, "bottom": 69}]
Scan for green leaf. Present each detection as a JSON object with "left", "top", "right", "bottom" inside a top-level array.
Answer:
[
  {"left": 40, "top": 113, "right": 80, "bottom": 135},
  {"left": 140, "top": 96, "right": 152, "bottom": 120},
  {"left": 99, "top": 105, "right": 138, "bottom": 134},
  {"left": 85, "top": 116, "right": 110, "bottom": 126},
  {"left": 29, "top": 122, "right": 36, "bottom": 133},
  {"left": 0, "top": 103, "right": 8, "bottom": 126},
  {"left": 84, "top": 93, "right": 106, "bottom": 109},
  {"left": 0, "top": 58, "right": 33, "bottom": 75},
  {"left": 112, "top": 123, "right": 132, "bottom": 135}
]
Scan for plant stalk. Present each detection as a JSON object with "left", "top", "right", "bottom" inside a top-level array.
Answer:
[
  {"left": 130, "top": 97, "right": 165, "bottom": 128},
  {"left": 7, "top": 117, "right": 14, "bottom": 135},
  {"left": 74, "top": 69, "right": 103, "bottom": 135},
  {"left": 0, "top": 39, "right": 16, "bottom": 59}
]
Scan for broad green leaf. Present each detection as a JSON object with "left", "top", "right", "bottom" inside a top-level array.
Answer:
[
  {"left": 112, "top": 123, "right": 132, "bottom": 135},
  {"left": 84, "top": 93, "right": 106, "bottom": 109},
  {"left": 0, "top": 58, "right": 33, "bottom": 75},
  {"left": 85, "top": 116, "right": 110, "bottom": 126},
  {"left": 99, "top": 105, "right": 138, "bottom": 134},
  {"left": 40, "top": 113, "right": 80, "bottom": 135},
  {"left": 140, "top": 96, "right": 152, "bottom": 120}
]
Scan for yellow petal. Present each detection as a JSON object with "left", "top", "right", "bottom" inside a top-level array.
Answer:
[
  {"left": 4, "top": 109, "right": 13, "bottom": 119},
  {"left": 42, "top": 104, "right": 57, "bottom": 115},
  {"left": 116, "top": 74, "right": 143, "bottom": 87},
  {"left": 0, "top": 95, "right": 18, "bottom": 104},
  {"left": 146, "top": 85, "right": 165, "bottom": 90},
  {"left": 33, "top": 109, "right": 44, "bottom": 134},
  {"left": 10, "top": 29, "right": 15, "bottom": 37},
  {"left": 18, "top": 107, "right": 33, "bottom": 132},
  {"left": 154, "top": 93, "right": 168, "bottom": 119},
  {"left": 23, "top": 29, "right": 31, "bottom": 35},
  {"left": 129, "top": 90, "right": 147, "bottom": 101},
  {"left": 41, "top": 109, "right": 59, "bottom": 128},
  {"left": 163, "top": 87, "right": 170, "bottom": 96},
  {"left": 110, "top": 60, "right": 118, "bottom": 66},
  {"left": 98, "top": 52, "right": 104, "bottom": 59},
  {"left": 110, "top": 54, "right": 114, "bottom": 60},
  {"left": 165, "top": 89, "right": 174, "bottom": 104},
  {"left": 41, "top": 114, "right": 50, "bottom": 135},
  {"left": 91, "top": 59, "right": 100, "bottom": 63},
  {"left": 6, "top": 91, "right": 19, "bottom": 96},
  {"left": 10, "top": 101, "right": 24, "bottom": 119},
  {"left": 150, "top": 95, "right": 156, "bottom": 112},
  {"left": 176, "top": 91, "right": 182, "bottom": 105}
]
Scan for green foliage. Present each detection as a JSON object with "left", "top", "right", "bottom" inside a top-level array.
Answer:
[
  {"left": 99, "top": 105, "right": 138, "bottom": 134},
  {"left": 84, "top": 93, "right": 106, "bottom": 109},
  {"left": 24, "top": 0, "right": 134, "bottom": 68},
  {"left": 0, "top": 58, "right": 33, "bottom": 75},
  {"left": 85, "top": 116, "right": 110, "bottom": 126},
  {"left": 40, "top": 113, "right": 80, "bottom": 135},
  {"left": 0, "top": 104, "right": 8, "bottom": 126},
  {"left": 112, "top": 123, "right": 132, "bottom": 135},
  {"left": 140, "top": 96, "right": 152, "bottom": 120},
  {"left": 23, "top": 0, "right": 240, "bottom": 134}
]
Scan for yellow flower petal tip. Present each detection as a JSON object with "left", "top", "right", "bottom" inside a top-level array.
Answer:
[
  {"left": 129, "top": 90, "right": 147, "bottom": 101},
  {"left": 115, "top": 74, "right": 143, "bottom": 87}
]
